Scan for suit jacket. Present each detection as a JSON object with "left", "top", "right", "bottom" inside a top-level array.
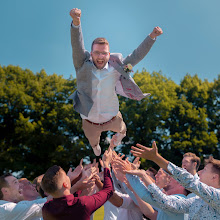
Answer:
[{"left": 69, "top": 24, "right": 156, "bottom": 117}]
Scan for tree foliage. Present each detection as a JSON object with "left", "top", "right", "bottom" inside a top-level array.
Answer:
[
  {"left": 0, "top": 65, "right": 93, "bottom": 179},
  {"left": 0, "top": 65, "right": 219, "bottom": 178}
]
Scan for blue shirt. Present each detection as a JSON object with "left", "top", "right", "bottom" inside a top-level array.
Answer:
[{"left": 126, "top": 174, "right": 186, "bottom": 220}]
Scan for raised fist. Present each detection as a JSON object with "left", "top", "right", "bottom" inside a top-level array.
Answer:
[
  {"left": 149, "top": 26, "right": 163, "bottom": 39},
  {"left": 69, "top": 8, "right": 81, "bottom": 26}
]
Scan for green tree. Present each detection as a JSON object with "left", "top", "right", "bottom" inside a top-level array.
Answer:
[
  {"left": 206, "top": 75, "right": 220, "bottom": 157},
  {"left": 163, "top": 74, "right": 219, "bottom": 166},
  {"left": 119, "top": 70, "right": 178, "bottom": 168},
  {"left": 0, "top": 65, "right": 91, "bottom": 179}
]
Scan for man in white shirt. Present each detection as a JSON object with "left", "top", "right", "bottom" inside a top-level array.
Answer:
[
  {"left": 182, "top": 152, "right": 200, "bottom": 177},
  {"left": 69, "top": 8, "right": 163, "bottom": 156},
  {"left": 0, "top": 173, "right": 47, "bottom": 220},
  {"left": 182, "top": 152, "right": 200, "bottom": 200}
]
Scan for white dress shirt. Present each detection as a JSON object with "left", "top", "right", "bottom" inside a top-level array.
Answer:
[
  {"left": 115, "top": 191, "right": 144, "bottom": 220},
  {"left": 0, "top": 198, "right": 47, "bottom": 220},
  {"left": 80, "top": 62, "right": 121, "bottom": 123}
]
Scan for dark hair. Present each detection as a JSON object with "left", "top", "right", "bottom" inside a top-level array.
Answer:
[
  {"left": 38, "top": 186, "right": 47, "bottom": 198},
  {"left": 183, "top": 152, "right": 201, "bottom": 171},
  {"left": 0, "top": 173, "right": 12, "bottom": 199},
  {"left": 147, "top": 167, "right": 157, "bottom": 176},
  {"left": 41, "top": 165, "right": 63, "bottom": 195},
  {"left": 91, "top": 37, "right": 109, "bottom": 51}
]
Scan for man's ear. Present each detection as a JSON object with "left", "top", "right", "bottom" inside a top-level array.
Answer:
[
  {"left": 1, "top": 187, "right": 8, "bottom": 196},
  {"left": 213, "top": 173, "right": 219, "bottom": 181},
  {"left": 193, "top": 162, "right": 197, "bottom": 169},
  {"left": 63, "top": 182, "right": 69, "bottom": 188}
]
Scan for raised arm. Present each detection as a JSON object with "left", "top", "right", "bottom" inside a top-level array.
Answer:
[
  {"left": 69, "top": 8, "right": 90, "bottom": 69},
  {"left": 123, "top": 182, "right": 158, "bottom": 220},
  {"left": 123, "top": 27, "right": 163, "bottom": 66},
  {"left": 131, "top": 141, "right": 220, "bottom": 210},
  {"left": 125, "top": 172, "right": 190, "bottom": 214}
]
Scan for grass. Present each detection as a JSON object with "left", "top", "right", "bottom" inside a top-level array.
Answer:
[{"left": 93, "top": 205, "right": 104, "bottom": 220}]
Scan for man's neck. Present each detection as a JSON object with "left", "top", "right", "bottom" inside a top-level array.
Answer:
[
  {"left": 23, "top": 195, "right": 39, "bottom": 201},
  {"left": 3, "top": 196, "right": 21, "bottom": 203},
  {"left": 53, "top": 190, "right": 71, "bottom": 199},
  {"left": 189, "top": 170, "right": 197, "bottom": 176}
]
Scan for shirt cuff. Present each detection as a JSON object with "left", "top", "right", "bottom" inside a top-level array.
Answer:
[
  {"left": 148, "top": 34, "right": 156, "bottom": 40},
  {"left": 71, "top": 21, "right": 80, "bottom": 28}
]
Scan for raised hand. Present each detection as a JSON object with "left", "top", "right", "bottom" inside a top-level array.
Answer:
[
  {"left": 149, "top": 26, "right": 163, "bottom": 39},
  {"left": 67, "top": 158, "right": 83, "bottom": 182},
  {"left": 131, "top": 141, "right": 169, "bottom": 171},
  {"left": 102, "top": 148, "right": 112, "bottom": 168},
  {"left": 109, "top": 134, "right": 117, "bottom": 150},
  {"left": 126, "top": 169, "right": 153, "bottom": 186},
  {"left": 132, "top": 157, "right": 141, "bottom": 169},
  {"left": 131, "top": 141, "right": 158, "bottom": 161},
  {"left": 69, "top": 8, "right": 81, "bottom": 26},
  {"left": 82, "top": 166, "right": 97, "bottom": 180}
]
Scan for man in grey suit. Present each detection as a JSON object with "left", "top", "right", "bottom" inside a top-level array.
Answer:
[{"left": 69, "top": 8, "right": 163, "bottom": 156}]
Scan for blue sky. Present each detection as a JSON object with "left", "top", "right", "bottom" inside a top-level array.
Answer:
[{"left": 1, "top": 0, "right": 220, "bottom": 84}]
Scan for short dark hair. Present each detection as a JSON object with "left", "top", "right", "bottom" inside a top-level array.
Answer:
[
  {"left": 91, "top": 37, "right": 109, "bottom": 51},
  {"left": 0, "top": 173, "right": 12, "bottom": 199},
  {"left": 41, "top": 165, "right": 63, "bottom": 195},
  {"left": 205, "top": 156, "right": 220, "bottom": 184},
  {"left": 183, "top": 152, "right": 201, "bottom": 171}
]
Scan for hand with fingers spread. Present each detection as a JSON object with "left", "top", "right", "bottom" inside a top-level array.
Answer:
[
  {"left": 131, "top": 141, "right": 159, "bottom": 161},
  {"left": 102, "top": 148, "right": 112, "bottom": 169},
  {"left": 112, "top": 163, "right": 127, "bottom": 184},
  {"left": 80, "top": 178, "right": 96, "bottom": 196},
  {"left": 132, "top": 157, "right": 141, "bottom": 169},
  {"left": 67, "top": 158, "right": 83, "bottom": 182},
  {"left": 131, "top": 141, "right": 169, "bottom": 172},
  {"left": 93, "top": 174, "right": 104, "bottom": 190},
  {"left": 82, "top": 166, "right": 97, "bottom": 180},
  {"left": 111, "top": 157, "right": 131, "bottom": 183},
  {"left": 125, "top": 169, "right": 153, "bottom": 186}
]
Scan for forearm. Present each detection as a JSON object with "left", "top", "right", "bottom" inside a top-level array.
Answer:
[
  {"left": 108, "top": 191, "right": 123, "bottom": 207},
  {"left": 126, "top": 174, "right": 162, "bottom": 209},
  {"left": 70, "top": 181, "right": 81, "bottom": 194},
  {"left": 147, "top": 183, "right": 189, "bottom": 213},
  {"left": 153, "top": 154, "right": 169, "bottom": 172},
  {"left": 134, "top": 192, "right": 157, "bottom": 220},
  {"left": 123, "top": 35, "right": 155, "bottom": 66},
  {"left": 123, "top": 182, "right": 157, "bottom": 219},
  {"left": 168, "top": 162, "right": 220, "bottom": 209}
]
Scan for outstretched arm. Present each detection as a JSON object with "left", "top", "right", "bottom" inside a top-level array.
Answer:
[
  {"left": 131, "top": 141, "right": 169, "bottom": 172},
  {"left": 69, "top": 8, "right": 89, "bottom": 69},
  {"left": 123, "top": 27, "right": 163, "bottom": 66},
  {"left": 131, "top": 142, "right": 220, "bottom": 210},
  {"left": 125, "top": 172, "right": 190, "bottom": 214}
]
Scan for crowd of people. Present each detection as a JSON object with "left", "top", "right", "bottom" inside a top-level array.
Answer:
[
  {"left": 1, "top": 6, "right": 219, "bottom": 220},
  {"left": 0, "top": 135, "right": 219, "bottom": 219}
]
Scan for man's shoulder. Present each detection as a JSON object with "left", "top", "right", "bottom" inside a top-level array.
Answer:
[
  {"left": 110, "top": 53, "right": 123, "bottom": 61},
  {"left": 0, "top": 200, "right": 16, "bottom": 213},
  {"left": 0, "top": 200, "right": 10, "bottom": 205},
  {"left": 0, "top": 200, "right": 15, "bottom": 206}
]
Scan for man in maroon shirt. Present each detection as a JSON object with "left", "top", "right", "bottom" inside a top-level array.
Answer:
[{"left": 41, "top": 149, "right": 113, "bottom": 220}]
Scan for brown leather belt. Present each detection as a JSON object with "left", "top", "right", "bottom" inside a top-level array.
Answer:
[{"left": 85, "top": 116, "right": 116, "bottom": 126}]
